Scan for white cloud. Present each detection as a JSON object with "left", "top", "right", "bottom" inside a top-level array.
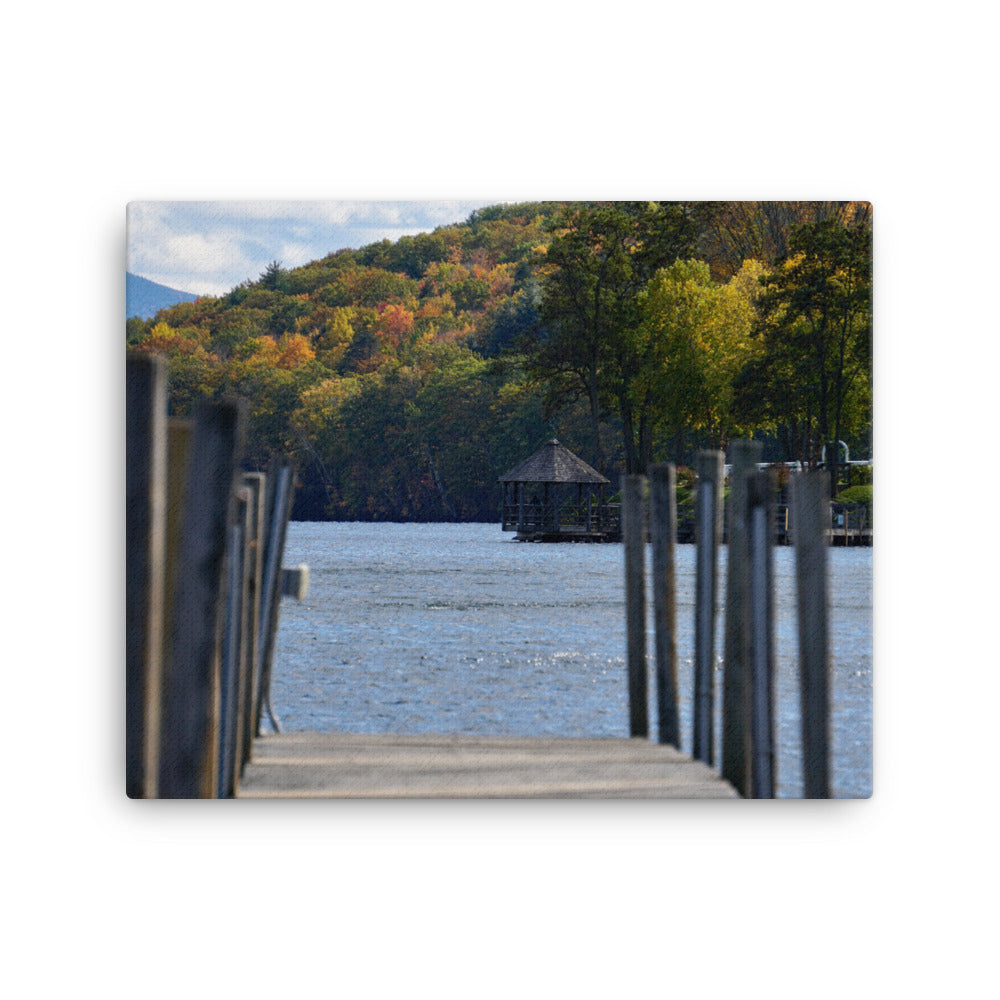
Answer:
[
  {"left": 277, "top": 241, "right": 317, "bottom": 269},
  {"left": 126, "top": 199, "right": 496, "bottom": 297},
  {"left": 164, "top": 232, "right": 242, "bottom": 272}
]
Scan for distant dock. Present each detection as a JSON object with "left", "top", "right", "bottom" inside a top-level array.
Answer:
[{"left": 772, "top": 502, "right": 872, "bottom": 546}]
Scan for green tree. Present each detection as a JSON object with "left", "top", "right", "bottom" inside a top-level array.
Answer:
[
  {"left": 126, "top": 316, "right": 148, "bottom": 345},
  {"left": 525, "top": 202, "right": 705, "bottom": 473},
  {"left": 333, "top": 365, "right": 433, "bottom": 519},
  {"left": 259, "top": 260, "right": 289, "bottom": 292},
  {"left": 472, "top": 279, "right": 542, "bottom": 357},
  {"left": 737, "top": 216, "right": 873, "bottom": 482},
  {"left": 638, "top": 258, "right": 765, "bottom": 453},
  {"left": 413, "top": 348, "right": 499, "bottom": 519},
  {"left": 289, "top": 375, "right": 363, "bottom": 517}
]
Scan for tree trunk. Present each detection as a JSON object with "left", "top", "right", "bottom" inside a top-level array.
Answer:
[
  {"left": 637, "top": 408, "right": 653, "bottom": 476},
  {"left": 621, "top": 400, "right": 638, "bottom": 475},
  {"left": 587, "top": 376, "right": 604, "bottom": 474}
]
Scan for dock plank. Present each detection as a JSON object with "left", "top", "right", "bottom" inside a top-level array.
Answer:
[{"left": 238, "top": 733, "right": 739, "bottom": 798}]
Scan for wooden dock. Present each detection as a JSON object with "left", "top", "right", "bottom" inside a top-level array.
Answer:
[
  {"left": 127, "top": 363, "right": 835, "bottom": 801},
  {"left": 237, "top": 732, "right": 738, "bottom": 799}
]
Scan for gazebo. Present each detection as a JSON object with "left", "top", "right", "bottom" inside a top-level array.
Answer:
[{"left": 498, "top": 439, "right": 614, "bottom": 541}]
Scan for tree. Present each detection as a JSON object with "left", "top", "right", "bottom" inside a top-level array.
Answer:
[
  {"left": 259, "top": 260, "right": 289, "bottom": 292},
  {"left": 635, "top": 259, "right": 764, "bottom": 458},
  {"left": 333, "top": 365, "right": 435, "bottom": 520},
  {"left": 737, "top": 216, "right": 873, "bottom": 483},
  {"left": 126, "top": 316, "right": 148, "bottom": 345},
  {"left": 414, "top": 348, "right": 499, "bottom": 519},
  {"left": 697, "top": 201, "right": 872, "bottom": 280},
  {"left": 290, "top": 375, "right": 363, "bottom": 517},
  {"left": 637, "top": 259, "right": 718, "bottom": 453},
  {"left": 276, "top": 332, "right": 316, "bottom": 370},
  {"left": 473, "top": 279, "right": 542, "bottom": 357},
  {"left": 523, "top": 202, "right": 705, "bottom": 474}
]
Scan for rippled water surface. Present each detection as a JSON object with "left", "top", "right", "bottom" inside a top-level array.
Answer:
[{"left": 271, "top": 522, "right": 873, "bottom": 797}]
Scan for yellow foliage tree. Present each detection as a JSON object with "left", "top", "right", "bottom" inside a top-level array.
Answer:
[
  {"left": 139, "top": 321, "right": 212, "bottom": 358},
  {"left": 276, "top": 332, "right": 316, "bottom": 370},
  {"left": 638, "top": 258, "right": 764, "bottom": 451}
]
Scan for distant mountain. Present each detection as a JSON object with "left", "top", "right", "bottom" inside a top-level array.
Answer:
[{"left": 127, "top": 272, "right": 200, "bottom": 319}]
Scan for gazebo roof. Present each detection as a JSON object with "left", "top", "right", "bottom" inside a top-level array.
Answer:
[{"left": 499, "top": 439, "right": 609, "bottom": 485}]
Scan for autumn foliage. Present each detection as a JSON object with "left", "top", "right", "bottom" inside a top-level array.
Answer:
[{"left": 127, "top": 201, "right": 872, "bottom": 520}]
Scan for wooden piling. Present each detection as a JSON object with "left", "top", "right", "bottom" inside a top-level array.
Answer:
[
  {"left": 218, "top": 519, "right": 242, "bottom": 797},
  {"left": 622, "top": 474, "right": 649, "bottom": 738},
  {"left": 219, "top": 488, "right": 252, "bottom": 799},
  {"left": 158, "top": 400, "right": 246, "bottom": 798},
  {"left": 125, "top": 354, "right": 167, "bottom": 798},
  {"left": 747, "top": 470, "right": 776, "bottom": 799},
  {"left": 693, "top": 451, "right": 724, "bottom": 766},
  {"left": 163, "top": 419, "right": 193, "bottom": 650},
  {"left": 721, "top": 440, "right": 761, "bottom": 797},
  {"left": 161, "top": 417, "right": 193, "bottom": 761},
  {"left": 239, "top": 472, "right": 266, "bottom": 772},
  {"left": 792, "top": 472, "right": 831, "bottom": 798},
  {"left": 649, "top": 464, "right": 679, "bottom": 748},
  {"left": 254, "top": 460, "right": 295, "bottom": 737}
]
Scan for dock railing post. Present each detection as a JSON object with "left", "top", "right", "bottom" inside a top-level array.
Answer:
[
  {"left": 218, "top": 517, "right": 242, "bottom": 798},
  {"left": 239, "top": 472, "right": 266, "bottom": 773},
  {"left": 623, "top": 474, "right": 649, "bottom": 738},
  {"left": 219, "top": 488, "right": 252, "bottom": 798},
  {"left": 792, "top": 472, "right": 832, "bottom": 798},
  {"left": 255, "top": 459, "right": 295, "bottom": 737},
  {"left": 126, "top": 354, "right": 167, "bottom": 798},
  {"left": 747, "top": 470, "right": 776, "bottom": 798},
  {"left": 158, "top": 399, "right": 246, "bottom": 798},
  {"left": 693, "top": 450, "right": 724, "bottom": 766},
  {"left": 650, "top": 464, "right": 679, "bottom": 748},
  {"left": 233, "top": 486, "right": 254, "bottom": 785},
  {"left": 721, "top": 440, "right": 762, "bottom": 797}
]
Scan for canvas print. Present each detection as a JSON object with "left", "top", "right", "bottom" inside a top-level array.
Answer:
[{"left": 126, "top": 200, "right": 873, "bottom": 799}]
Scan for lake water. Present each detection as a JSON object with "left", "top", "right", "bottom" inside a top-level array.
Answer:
[{"left": 271, "top": 522, "right": 873, "bottom": 798}]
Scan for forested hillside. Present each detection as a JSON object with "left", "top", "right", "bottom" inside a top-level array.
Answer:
[{"left": 126, "top": 201, "right": 873, "bottom": 521}]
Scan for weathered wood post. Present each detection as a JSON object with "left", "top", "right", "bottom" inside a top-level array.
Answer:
[
  {"left": 623, "top": 474, "right": 649, "bottom": 738},
  {"left": 239, "top": 472, "right": 266, "bottom": 772},
  {"left": 649, "top": 464, "right": 679, "bottom": 748},
  {"left": 126, "top": 354, "right": 167, "bottom": 798},
  {"left": 158, "top": 399, "right": 246, "bottom": 798},
  {"left": 792, "top": 472, "right": 832, "bottom": 798},
  {"left": 693, "top": 450, "right": 724, "bottom": 766},
  {"left": 721, "top": 440, "right": 762, "bottom": 797},
  {"left": 218, "top": 488, "right": 252, "bottom": 798},
  {"left": 233, "top": 487, "right": 254, "bottom": 782},
  {"left": 255, "top": 460, "right": 295, "bottom": 737},
  {"left": 157, "top": 421, "right": 193, "bottom": 775},
  {"left": 281, "top": 565, "right": 310, "bottom": 599},
  {"left": 163, "top": 419, "right": 193, "bottom": 647},
  {"left": 747, "top": 470, "right": 776, "bottom": 798},
  {"left": 218, "top": 517, "right": 242, "bottom": 797}
]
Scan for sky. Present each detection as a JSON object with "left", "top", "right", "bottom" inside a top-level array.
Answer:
[{"left": 126, "top": 200, "right": 496, "bottom": 297}]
